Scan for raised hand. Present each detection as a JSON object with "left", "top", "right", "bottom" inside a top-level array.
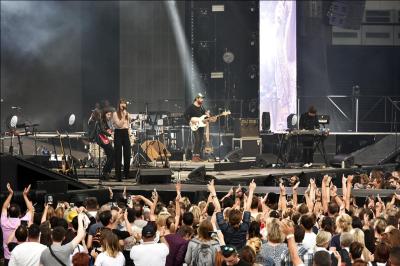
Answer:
[
  {"left": 280, "top": 219, "right": 294, "bottom": 236},
  {"left": 249, "top": 179, "right": 256, "bottom": 191},
  {"left": 207, "top": 179, "right": 216, "bottom": 194},
  {"left": 7, "top": 183, "right": 13, "bottom": 194},
  {"left": 330, "top": 184, "right": 338, "bottom": 195},
  {"left": 151, "top": 189, "right": 159, "bottom": 202},
  {"left": 175, "top": 193, "right": 182, "bottom": 202},
  {"left": 262, "top": 193, "right": 269, "bottom": 204},
  {"left": 332, "top": 250, "right": 341, "bottom": 262},
  {"left": 395, "top": 193, "right": 400, "bottom": 201},
  {"left": 108, "top": 186, "right": 113, "bottom": 199},
  {"left": 279, "top": 182, "right": 286, "bottom": 195},
  {"left": 235, "top": 184, "right": 242, "bottom": 194},
  {"left": 310, "top": 178, "right": 316, "bottom": 189},
  {"left": 23, "top": 184, "right": 31, "bottom": 197},
  {"left": 123, "top": 186, "right": 127, "bottom": 199},
  {"left": 326, "top": 175, "right": 332, "bottom": 185},
  {"left": 175, "top": 181, "right": 182, "bottom": 193},
  {"left": 293, "top": 182, "right": 300, "bottom": 191}
]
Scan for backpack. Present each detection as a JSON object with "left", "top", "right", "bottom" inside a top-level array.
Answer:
[{"left": 191, "top": 239, "right": 218, "bottom": 266}]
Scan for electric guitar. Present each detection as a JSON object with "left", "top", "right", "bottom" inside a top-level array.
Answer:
[
  {"left": 98, "top": 129, "right": 113, "bottom": 145},
  {"left": 190, "top": 110, "right": 231, "bottom": 132}
]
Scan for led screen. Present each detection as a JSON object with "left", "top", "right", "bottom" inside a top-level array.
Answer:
[{"left": 260, "top": 1, "right": 296, "bottom": 131}]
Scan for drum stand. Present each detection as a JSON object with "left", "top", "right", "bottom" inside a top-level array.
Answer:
[
  {"left": 97, "top": 142, "right": 105, "bottom": 186},
  {"left": 132, "top": 139, "right": 148, "bottom": 182}
]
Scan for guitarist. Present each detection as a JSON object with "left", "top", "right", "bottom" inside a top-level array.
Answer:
[
  {"left": 93, "top": 107, "right": 115, "bottom": 180},
  {"left": 184, "top": 93, "right": 208, "bottom": 162}
]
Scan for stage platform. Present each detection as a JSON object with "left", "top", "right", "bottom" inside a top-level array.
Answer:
[
  {"left": 76, "top": 160, "right": 398, "bottom": 189},
  {"left": 1, "top": 153, "right": 398, "bottom": 206}
]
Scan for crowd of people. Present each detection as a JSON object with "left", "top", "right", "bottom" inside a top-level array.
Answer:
[{"left": 1, "top": 168, "right": 400, "bottom": 266}]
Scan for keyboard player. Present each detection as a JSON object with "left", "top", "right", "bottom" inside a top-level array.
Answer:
[{"left": 299, "top": 106, "right": 319, "bottom": 167}]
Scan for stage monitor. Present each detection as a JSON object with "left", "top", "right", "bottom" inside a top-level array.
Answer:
[{"left": 259, "top": 1, "right": 297, "bottom": 132}]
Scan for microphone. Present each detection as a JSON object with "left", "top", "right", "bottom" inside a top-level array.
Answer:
[{"left": 11, "top": 106, "right": 22, "bottom": 110}]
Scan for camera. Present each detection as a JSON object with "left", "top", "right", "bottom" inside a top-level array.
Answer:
[{"left": 45, "top": 195, "right": 53, "bottom": 205}]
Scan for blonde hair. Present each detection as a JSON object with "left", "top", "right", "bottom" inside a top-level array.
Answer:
[
  {"left": 54, "top": 207, "right": 64, "bottom": 219},
  {"left": 156, "top": 212, "right": 171, "bottom": 228},
  {"left": 316, "top": 231, "right": 332, "bottom": 247},
  {"left": 180, "top": 197, "right": 191, "bottom": 211},
  {"left": 266, "top": 218, "right": 284, "bottom": 243},
  {"left": 190, "top": 205, "right": 202, "bottom": 227},
  {"left": 198, "top": 201, "right": 207, "bottom": 213},
  {"left": 336, "top": 213, "right": 352, "bottom": 233},
  {"left": 46, "top": 206, "right": 55, "bottom": 220},
  {"left": 102, "top": 230, "right": 120, "bottom": 258},
  {"left": 352, "top": 228, "right": 371, "bottom": 262},
  {"left": 247, "top": 237, "right": 262, "bottom": 254},
  {"left": 352, "top": 228, "right": 365, "bottom": 245}
]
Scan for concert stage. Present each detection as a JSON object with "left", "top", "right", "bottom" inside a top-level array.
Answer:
[{"left": 0, "top": 152, "right": 398, "bottom": 207}]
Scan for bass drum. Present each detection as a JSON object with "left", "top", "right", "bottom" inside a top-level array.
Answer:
[
  {"left": 88, "top": 143, "right": 106, "bottom": 167},
  {"left": 129, "top": 132, "right": 136, "bottom": 146}
]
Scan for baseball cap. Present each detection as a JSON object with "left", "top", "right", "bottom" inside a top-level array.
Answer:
[
  {"left": 142, "top": 223, "right": 156, "bottom": 238},
  {"left": 65, "top": 210, "right": 78, "bottom": 223},
  {"left": 195, "top": 93, "right": 205, "bottom": 99}
]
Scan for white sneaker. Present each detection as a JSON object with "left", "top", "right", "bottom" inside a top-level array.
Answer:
[{"left": 303, "top": 163, "right": 311, "bottom": 168}]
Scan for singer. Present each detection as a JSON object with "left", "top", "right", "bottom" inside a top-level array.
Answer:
[{"left": 112, "top": 99, "right": 131, "bottom": 181}]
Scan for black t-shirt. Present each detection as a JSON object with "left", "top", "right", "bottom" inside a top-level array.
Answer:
[
  {"left": 222, "top": 259, "right": 251, "bottom": 266},
  {"left": 112, "top": 229, "right": 130, "bottom": 240},
  {"left": 299, "top": 112, "right": 319, "bottom": 130},
  {"left": 8, "top": 242, "right": 19, "bottom": 252},
  {"left": 184, "top": 104, "right": 206, "bottom": 123}
]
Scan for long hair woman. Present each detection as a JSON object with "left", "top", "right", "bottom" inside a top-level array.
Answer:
[
  {"left": 112, "top": 99, "right": 131, "bottom": 181},
  {"left": 185, "top": 220, "right": 221, "bottom": 265},
  {"left": 94, "top": 230, "right": 125, "bottom": 266},
  {"left": 96, "top": 107, "right": 115, "bottom": 180},
  {"left": 259, "top": 218, "right": 287, "bottom": 266}
]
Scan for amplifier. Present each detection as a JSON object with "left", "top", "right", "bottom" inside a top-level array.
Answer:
[
  {"left": 234, "top": 118, "right": 259, "bottom": 138},
  {"left": 137, "top": 168, "right": 172, "bottom": 184},
  {"left": 232, "top": 137, "right": 262, "bottom": 158}
]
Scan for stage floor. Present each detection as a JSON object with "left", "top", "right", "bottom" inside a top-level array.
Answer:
[
  {"left": 76, "top": 159, "right": 336, "bottom": 181},
  {"left": 76, "top": 159, "right": 385, "bottom": 188}
]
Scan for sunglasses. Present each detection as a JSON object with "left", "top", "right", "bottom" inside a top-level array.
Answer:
[{"left": 222, "top": 246, "right": 237, "bottom": 257}]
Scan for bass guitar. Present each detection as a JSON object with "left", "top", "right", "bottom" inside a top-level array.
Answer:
[{"left": 190, "top": 110, "right": 231, "bottom": 132}]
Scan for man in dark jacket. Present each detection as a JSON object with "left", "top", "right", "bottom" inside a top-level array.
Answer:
[
  {"left": 209, "top": 179, "right": 255, "bottom": 251},
  {"left": 299, "top": 106, "right": 319, "bottom": 167}
]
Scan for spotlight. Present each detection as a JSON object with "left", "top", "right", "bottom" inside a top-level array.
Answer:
[
  {"left": 200, "top": 8, "right": 208, "bottom": 16},
  {"left": 10, "top": 115, "right": 18, "bottom": 128},
  {"left": 68, "top": 114, "right": 76, "bottom": 126},
  {"left": 223, "top": 51, "right": 235, "bottom": 64},
  {"left": 200, "top": 41, "right": 208, "bottom": 48},
  {"left": 287, "top": 114, "right": 298, "bottom": 130}
]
